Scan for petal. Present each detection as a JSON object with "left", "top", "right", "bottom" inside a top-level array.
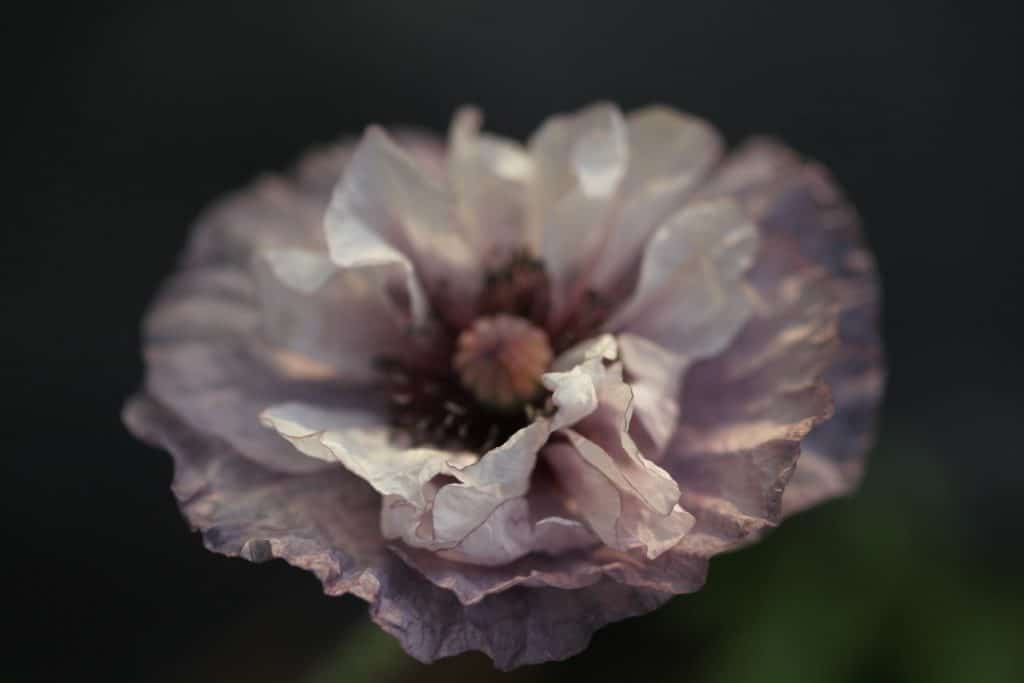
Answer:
[
  {"left": 588, "top": 106, "right": 724, "bottom": 292},
  {"left": 664, "top": 270, "right": 839, "bottom": 548},
  {"left": 545, "top": 439, "right": 694, "bottom": 560},
  {"left": 259, "top": 402, "right": 472, "bottom": 508},
  {"left": 435, "top": 497, "right": 535, "bottom": 567},
  {"left": 144, "top": 331, "right": 372, "bottom": 475},
  {"left": 254, "top": 248, "right": 418, "bottom": 384},
  {"left": 448, "top": 106, "right": 535, "bottom": 257},
  {"left": 325, "top": 127, "right": 481, "bottom": 325},
  {"left": 543, "top": 357, "right": 693, "bottom": 559},
  {"left": 529, "top": 103, "right": 629, "bottom": 317},
  {"left": 183, "top": 175, "right": 331, "bottom": 269},
  {"left": 123, "top": 394, "right": 391, "bottom": 597},
  {"left": 262, "top": 402, "right": 553, "bottom": 565},
  {"left": 607, "top": 198, "right": 759, "bottom": 357},
  {"left": 430, "top": 419, "right": 552, "bottom": 562},
  {"left": 529, "top": 102, "right": 629, "bottom": 213},
  {"left": 137, "top": 136, "right": 428, "bottom": 475},
  {"left": 126, "top": 395, "right": 668, "bottom": 669},
  {"left": 617, "top": 333, "right": 689, "bottom": 459},
  {"left": 549, "top": 332, "right": 619, "bottom": 372},
  {"left": 542, "top": 360, "right": 602, "bottom": 431},
  {"left": 143, "top": 265, "right": 259, "bottom": 344},
  {"left": 697, "top": 139, "right": 884, "bottom": 515}
]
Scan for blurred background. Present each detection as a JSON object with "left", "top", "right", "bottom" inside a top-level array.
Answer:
[{"left": 5, "top": 1, "right": 1022, "bottom": 681}]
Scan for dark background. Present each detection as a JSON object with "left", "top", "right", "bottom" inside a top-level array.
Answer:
[{"left": 6, "top": 1, "right": 1023, "bottom": 681}]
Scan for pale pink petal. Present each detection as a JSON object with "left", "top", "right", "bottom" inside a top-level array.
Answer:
[
  {"left": 125, "top": 395, "right": 671, "bottom": 670},
  {"left": 430, "top": 420, "right": 552, "bottom": 563},
  {"left": 253, "top": 248, "right": 419, "bottom": 384},
  {"left": 262, "top": 402, "right": 555, "bottom": 566},
  {"left": 542, "top": 356, "right": 693, "bottom": 559},
  {"left": 435, "top": 497, "right": 535, "bottom": 566},
  {"left": 529, "top": 103, "right": 629, "bottom": 318},
  {"left": 144, "top": 290, "right": 375, "bottom": 474},
  {"left": 549, "top": 333, "right": 619, "bottom": 372},
  {"left": 617, "top": 333, "right": 689, "bottom": 459},
  {"left": 325, "top": 127, "right": 481, "bottom": 325},
  {"left": 448, "top": 106, "right": 534, "bottom": 257},
  {"left": 607, "top": 198, "right": 759, "bottom": 357},
  {"left": 589, "top": 106, "right": 724, "bottom": 292},
  {"left": 259, "top": 401, "right": 472, "bottom": 508},
  {"left": 542, "top": 359, "right": 602, "bottom": 431}
]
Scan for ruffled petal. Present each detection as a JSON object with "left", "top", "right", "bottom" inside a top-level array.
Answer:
[
  {"left": 588, "top": 106, "right": 724, "bottom": 293},
  {"left": 448, "top": 106, "right": 534, "bottom": 258},
  {"left": 696, "top": 139, "right": 884, "bottom": 516},
  {"left": 542, "top": 352, "right": 693, "bottom": 559},
  {"left": 137, "top": 136, "right": 438, "bottom": 475},
  {"left": 434, "top": 421, "right": 557, "bottom": 557},
  {"left": 325, "top": 127, "right": 481, "bottom": 326},
  {"left": 142, "top": 264, "right": 377, "bottom": 474},
  {"left": 617, "top": 333, "right": 689, "bottom": 459},
  {"left": 254, "top": 248, "right": 418, "bottom": 384},
  {"left": 261, "top": 402, "right": 555, "bottom": 566},
  {"left": 664, "top": 270, "right": 839, "bottom": 547},
  {"left": 607, "top": 198, "right": 759, "bottom": 357},
  {"left": 529, "top": 103, "right": 629, "bottom": 319},
  {"left": 124, "top": 395, "right": 670, "bottom": 670}
]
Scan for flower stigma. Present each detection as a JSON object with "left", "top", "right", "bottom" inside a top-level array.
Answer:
[{"left": 454, "top": 314, "right": 553, "bottom": 410}]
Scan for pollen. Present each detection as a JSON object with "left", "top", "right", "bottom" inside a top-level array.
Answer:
[{"left": 454, "top": 314, "right": 553, "bottom": 409}]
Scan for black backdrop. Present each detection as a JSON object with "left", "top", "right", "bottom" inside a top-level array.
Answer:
[{"left": 6, "top": 1, "right": 1023, "bottom": 681}]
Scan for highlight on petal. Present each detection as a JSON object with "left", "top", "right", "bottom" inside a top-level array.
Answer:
[
  {"left": 430, "top": 420, "right": 552, "bottom": 564},
  {"left": 254, "top": 249, "right": 415, "bottom": 383},
  {"left": 588, "top": 106, "right": 724, "bottom": 292},
  {"left": 570, "top": 107, "right": 629, "bottom": 198},
  {"left": 542, "top": 358, "right": 694, "bottom": 559},
  {"left": 448, "top": 106, "right": 534, "bottom": 256},
  {"left": 696, "top": 138, "right": 884, "bottom": 515},
  {"left": 325, "top": 126, "right": 481, "bottom": 325},
  {"left": 530, "top": 103, "right": 629, "bottom": 317},
  {"left": 617, "top": 333, "right": 689, "bottom": 458},
  {"left": 607, "top": 198, "right": 759, "bottom": 357}
]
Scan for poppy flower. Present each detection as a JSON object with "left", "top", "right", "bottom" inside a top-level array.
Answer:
[{"left": 124, "top": 103, "right": 883, "bottom": 668}]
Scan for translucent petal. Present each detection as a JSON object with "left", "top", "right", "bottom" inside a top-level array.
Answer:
[{"left": 608, "top": 198, "right": 759, "bottom": 358}]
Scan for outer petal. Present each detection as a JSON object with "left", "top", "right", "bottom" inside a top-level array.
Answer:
[
  {"left": 141, "top": 263, "right": 380, "bottom": 474},
  {"left": 325, "top": 127, "right": 481, "bottom": 326},
  {"left": 663, "top": 270, "right": 839, "bottom": 550},
  {"left": 124, "top": 395, "right": 672, "bottom": 670},
  {"left": 139, "top": 136, "right": 439, "bottom": 474},
  {"left": 261, "top": 402, "right": 555, "bottom": 566},
  {"left": 697, "top": 139, "right": 884, "bottom": 515}
]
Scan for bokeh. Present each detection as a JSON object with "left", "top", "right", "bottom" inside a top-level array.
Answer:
[{"left": 6, "top": 2, "right": 1021, "bottom": 681}]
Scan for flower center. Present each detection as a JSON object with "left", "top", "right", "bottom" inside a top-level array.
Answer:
[{"left": 454, "top": 314, "right": 553, "bottom": 410}]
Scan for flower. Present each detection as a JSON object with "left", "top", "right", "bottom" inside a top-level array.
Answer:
[{"left": 124, "top": 103, "right": 883, "bottom": 668}]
